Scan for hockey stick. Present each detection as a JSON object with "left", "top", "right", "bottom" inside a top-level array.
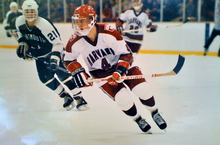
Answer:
[
  {"left": 87, "top": 54, "right": 185, "bottom": 83},
  {"left": 27, "top": 54, "right": 185, "bottom": 83},
  {"left": 165, "top": 17, "right": 194, "bottom": 28},
  {"left": 123, "top": 17, "right": 194, "bottom": 33},
  {"left": 26, "top": 53, "right": 70, "bottom": 73}
]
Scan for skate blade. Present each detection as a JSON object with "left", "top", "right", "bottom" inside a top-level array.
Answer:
[
  {"left": 146, "top": 130, "right": 152, "bottom": 134},
  {"left": 163, "top": 129, "right": 167, "bottom": 132},
  {"left": 77, "top": 104, "right": 88, "bottom": 111},
  {"left": 65, "top": 102, "right": 75, "bottom": 111}
]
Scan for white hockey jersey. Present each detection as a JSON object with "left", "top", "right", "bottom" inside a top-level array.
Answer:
[
  {"left": 64, "top": 23, "right": 132, "bottom": 77},
  {"left": 118, "top": 8, "right": 152, "bottom": 44}
]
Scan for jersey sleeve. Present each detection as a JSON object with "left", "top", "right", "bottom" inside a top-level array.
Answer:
[
  {"left": 37, "top": 18, "right": 64, "bottom": 52},
  {"left": 143, "top": 11, "right": 152, "bottom": 26},
  {"left": 103, "top": 25, "right": 131, "bottom": 55},
  {"left": 15, "top": 16, "right": 25, "bottom": 42},
  {"left": 63, "top": 49, "right": 80, "bottom": 62},
  {"left": 63, "top": 35, "right": 82, "bottom": 62},
  {"left": 3, "top": 11, "right": 11, "bottom": 27},
  {"left": 3, "top": 19, "right": 8, "bottom": 28},
  {"left": 118, "top": 11, "right": 127, "bottom": 22},
  {"left": 145, "top": 18, "right": 152, "bottom": 26}
]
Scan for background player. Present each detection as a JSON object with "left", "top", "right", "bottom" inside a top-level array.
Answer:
[
  {"left": 63, "top": 4, "right": 167, "bottom": 133},
  {"left": 15, "top": 0, "right": 88, "bottom": 111},
  {"left": 116, "top": 0, "right": 157, "bottom": 56},
  {"left": 204, "top": 0, "right": 220, "bottom": 56},
  {"left": 3, "top": 2, "right": 22, "bottom": 41}
]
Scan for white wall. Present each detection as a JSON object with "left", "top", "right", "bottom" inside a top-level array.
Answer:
[
  {"left": 141, "top": 22, "right": 219, "bottom": 52},
  {"left": 0, "top": 22, "right": 219, "bottom": 52}
]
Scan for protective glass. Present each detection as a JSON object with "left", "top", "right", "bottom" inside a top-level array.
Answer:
[{"left": 72, "top": 16, "right": 94, "bottom": 36}]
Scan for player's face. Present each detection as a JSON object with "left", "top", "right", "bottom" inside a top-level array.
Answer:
[
  {"left": 72, "top": 17, "right": 92, "bottom": 36},
  {"left": 23, "top": 9, "right": 37, "bottom": 22},
  {"left": 133, "top": 0, "right": 141, "bottom": 7},
  {"left": 72, "top": 12, "right": 96, "bottom": 36},
  {"left": 11, "top": 6, "right": 18, "bottom": 13},
  {"left": 74, "top": 18, "right": 89, "bottom": 30},
  {"left": 132, "top": 0, "right": 143, "bottom": 11}
]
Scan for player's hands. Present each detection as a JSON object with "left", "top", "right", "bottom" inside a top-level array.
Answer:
[
  {"left": 116, "top": 25, "right": 123, "bottom": 34},
  {"left": 108, "top": 72, "right": 125, "bottom": 86},
  {"left": 107, "top": 61, "right": 129, "bottom": 85},
  {"left": 68, "top": 62, "right": 93, "bottom": 88},
  {"left": 49, "top": 51, "right": 60, "bottom": 72},
  {"left": 6, "top": 31, "right": 11, "bottom": 37},
  {"left": 72, "top": 69, "right": 91, "bottom": 88},
  {"left": 147, "top": 25, "right": 158, "bottom": 32},
  {"left": 16, "top": 42, "right": 29, "bottom": 59}
]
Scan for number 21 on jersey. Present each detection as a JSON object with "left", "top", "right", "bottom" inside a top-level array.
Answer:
[{"left": 47, "top": 30, "right": 58, "bottom": 41}]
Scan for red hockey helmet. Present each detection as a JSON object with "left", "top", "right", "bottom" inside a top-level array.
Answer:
[{"left": 72, "top": 5, "right": 97, "bottom": 36}]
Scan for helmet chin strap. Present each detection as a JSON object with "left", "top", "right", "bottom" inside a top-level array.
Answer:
[
  {"left": 26, "top": 17, "right": 37, "bottom": 22},
  {"left": 78, "top": 29, "right": 90, "bottom": 36},
  {"left": 76, "top": 25, "right": 91, "bottom": 36}
]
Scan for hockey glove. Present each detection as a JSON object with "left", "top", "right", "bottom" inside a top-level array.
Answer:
[
  {"left": 116, "top": 25, "right": 123, "bottom": 34},
  {"left": 108, "top": 61, "right": 130, "bottom": 85},
  {"left": 49, "top": 51, "right": 61, "bottom": 72},
  {"left": 67, "top": 62, "right": 93, "bottom": 88},
  {"left": 6, "top": 31, "right": 11, "bottom": 37},
  {"left": 16, "top": 42, "right": 29, "bottom": 59},
  {"left": 4, "top": 26, "right": 11, "bottom": 37},
  {"left": 147, "top": 25, "right": 158, "bottom": 32}
]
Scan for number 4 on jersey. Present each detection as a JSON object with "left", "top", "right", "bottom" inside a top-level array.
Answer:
[{"left": 101, "top": 58, "right": 111, "bottom": 70}]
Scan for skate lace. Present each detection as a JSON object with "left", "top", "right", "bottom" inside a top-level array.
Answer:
[
  {"left": 138, "top": 119, "right": 148, "bottom": 128},
  {"left": 153, "top": 113, "right": 164, "bottom": 125},
  {"left": 64, "top": 96, "right": 71, "bottom": 104},
  {"left": 76, "top": 97, "right": 85, "bottom": 105}
]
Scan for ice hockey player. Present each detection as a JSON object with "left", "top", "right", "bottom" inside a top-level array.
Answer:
[
  {"left": 15, "top": 0, "right": 88, "bottom": 111},
  {"left": 116, "top": 0, "right": 158, "bottom": 56},
  {"left": 63, "top": 4, "right": 167, "bottom": 133},
  {"left": 3, "top": 2, "right": 22, "bottom": 40},
  {"left": 204, "top": 0, "right": 220, "bottom": 56}
]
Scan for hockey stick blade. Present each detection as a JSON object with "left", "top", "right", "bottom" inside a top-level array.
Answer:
[
  {"left": 165, "top": 17, "right": 193, "bottom": 28},
  {"left": 173, "top": 54, "right": 185, "bottom": 74},
  {"left": 88, "top": 54, "right": 185, "bottom": 82},
  {"left": 152, "top": 54, "right": 185, "bottom": 77},
  {"left": 123, "top": 17, "right": 194, "bottom": 32}
]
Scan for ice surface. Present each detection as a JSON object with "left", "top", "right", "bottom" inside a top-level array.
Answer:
[{"left": 0, "top": 49, "right": 219, "bottom": 145}]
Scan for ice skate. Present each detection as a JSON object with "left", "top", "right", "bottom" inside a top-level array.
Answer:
[
  {"left": 218, "top": 48, "right": 220, "bottom": 57},
  {"left": 74, "top": 96, "right": 88, "bottom": 111},
  {"left": 204, "top": 48, "right": 208, "bottom": 56},
  {"left": 63, "top": 94, "right": 75, "bottom": 111},
  {"left": 151, "top": 109, "right": 167, "bottom": 130},
  {"left": 134, "top": 116, "right": 152, "bottom": 133}
]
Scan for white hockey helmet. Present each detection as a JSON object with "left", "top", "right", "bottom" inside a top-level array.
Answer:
[
  {"left": 132, "top": 0, "right": 143, "bottom": 10},
  {"left": 22, "top": 0, "right": 39, "bottom": 22},
  {"left": 9, "top": 2, "right": 18, "bottom": 12},
  {"left": 71, "top": 5, "right": 97, "bottom": 36}
]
